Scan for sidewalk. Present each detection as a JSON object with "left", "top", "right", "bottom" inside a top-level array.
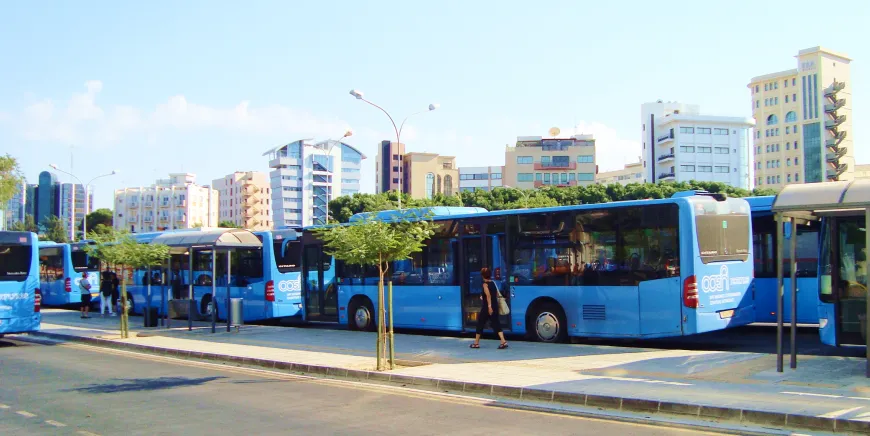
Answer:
[{"left": 27, "top": 309, "right": 870, "bottom": 434}]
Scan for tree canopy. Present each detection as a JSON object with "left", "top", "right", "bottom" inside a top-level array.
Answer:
[
  {"left": 9, "top": 214, "right": 37, "bottom": 233},
  {"left": 82, "top": 208, "right": 114, "bottom": 234},
  {"left": 41, "top": 215, "right": 68, "bottom": 243},
  {"left": 85, "top": 229, "right": 170, "bottom": 270},
  {"left": 0, "top": 154, "right": 23, "bottom": 206},
  {"left": 218, "top": 220, "right": 242, "bottom": 229}
]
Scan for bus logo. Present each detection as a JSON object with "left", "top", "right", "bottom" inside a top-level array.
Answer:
[
  {"left": 278, "top": 279, "right": 301, "bottom": 293},
  {"left": 701, "top": 266, "right": 730, "bottom": 293}
]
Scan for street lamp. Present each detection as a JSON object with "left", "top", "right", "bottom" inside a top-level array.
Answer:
[
  {"left": 502, "top": 185, "right": 531, "bottom": 209},
  {"left": 349, "top": 89, "right": 438, "bottom": 209},
  {"left": 324, "top": 130, "right": 353, "bottom": 224},
  {"left": 49, "top": 164, "right": 118, "bottom": 240}
]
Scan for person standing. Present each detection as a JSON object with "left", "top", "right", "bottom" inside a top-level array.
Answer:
[
  {"left": 79, "top": 272, "right": 93, "bottom": 319},
  {"left": 99, "top": 271, "right": 114, "bottom": 316},
  {"left": 111, "top": 272, "right": 120, "bottom": 314},
  {"left": 470, "top": 267, "right": 508, "bottom": 349}
]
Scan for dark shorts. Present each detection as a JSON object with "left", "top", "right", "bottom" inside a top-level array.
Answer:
[{"left": 81, "top": 293, "right": 92, "bottom": 307}]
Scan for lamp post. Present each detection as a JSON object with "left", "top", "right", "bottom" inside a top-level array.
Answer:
[
  {"left": 502, "top": 185, "right": 531, "bottom": 209},
  {"left": 324, "top": 130, "right": 353, "bottom": 224},
  {"left": 49, "top": 164, "right": 118, "bottom": 240},
  {"left": 349, "top": 89, "right": 438, "bottom": 209}
]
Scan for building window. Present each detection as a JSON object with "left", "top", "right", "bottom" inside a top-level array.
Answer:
[
  {"left": 785, "top": 95, "right": 789, "bottom": 103},
  {"left": 696, "top": 127, "right": 711, "bottom": 134},
  {"left": 755, "top": 100, "right": 759, "bottom": 108},
  {"left": 425, "top": 173, "right": 435, "bottom": 199},
  {"left": 786, "top": 126, "right": 790, "bottom": 134},
  {"left": 764, "top": 98, "right": 768, "bottom": 107},
  {"left": 775, "top": 128, "right": 780, "bottom": 136},
  {"left": 794, "top": 141, "right": 799, "bottom": 150},
  {"left": 713, "top": 128, "right": 729, "bottom": 135},
  {"left": 697, "top": 146, "right": 712, "bottom": 153},
  {"left": 785, "top": 111, "right": 797, "bottom": 123},
  {"left": 766, "top": 114, "right": 778, "bottom": 125},
  {"left": 787, "top": 158, "right": 791, "bottom": 167},
  {"left": 795, "top": 157, "right": 799, "bottom": 165},
  {"left": 577, "top": 173, "right": 594, "bottom": 181},
  {"left": 786, "top": 142, "right": 790, "bottom": 150},
  {"left": 568, "top": 173, "right": 576, "bottom": 181},
  {"left": 787, "top": 174, "right": 792, "bottom": 182},
  {"left": 516, "top": 156, "right": 533, "bottom": 164},
  {"left": 792, "top": 93, "right": 796, "bottom": 102},
  {"left": 792, "top": 79, "right": 796, "bottom": 87},
  {"left": 698, "top": 166, "right": 712, "bottom": 173},
  {"left": 764, "top": 84, "right": 769, "bottom": 91},
  {"left": 680, "top": 146, "right": 695, "bottom": 153},
  {"left": 535, "top": 173, "right": 542, "bottom": 181},
  {"left": 714, "top": 147, "right": 729, "bottom": 154},
  {"left": 796, "top": 173, "right": 800, "bottom": 182},
  {"left": 517, "top": 173, "right": 534, "bottom": 182},
  {"left": 777, "top": 175, "right": 781, "bottom": 183},
  {"left": 756, "top": 85, "right": 759, "bottom": 93},
  {"left": 577, "top": 155, "right": 594, "bottom": 163},
  {"left": 492, "top": 173, "right": 502, "bottom": 180},
  {"left": 679, "top": 127, "right": 694, "bottom": 134},
  {"left": 756, "top": 131, "right": 761, "bottom": 139},
  {"left": 680, "top": 165, "right": 695, "bottom": 172},
  {"left": 714, "top": 166, "right": 728, "bottom": 173}
]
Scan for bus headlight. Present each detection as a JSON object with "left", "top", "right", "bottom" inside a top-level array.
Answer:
[{"left": 819, "top": 318, "right": 828, "bottom": 329}]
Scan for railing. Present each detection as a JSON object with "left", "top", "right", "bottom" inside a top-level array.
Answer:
[
  {"left": 534, "top": 162, "right": 577, "bottom": 170},
  {"left": 825, "top": 115, "right": 846, "bottom": 128},
  {"left": 129, "top": 202, "right": 139, "bottom": 208},
  {"left": 825, "top": 99, "right": 846, "bottom": 112},
  {"left": 658, "top": 172, "right": 676, "bottom": 179},
  {"left": 657, "top": 132, "right": 674, "bottom": 143},
  {"left": 534, "top": 180, "right": 577, "bottom": 188},
  {"left": 143, "top": 216, "right": 153, "bottom": 223},
  {"left": 657, "top": 153, "right": 675, "bottom": 162},
  {"left": 825, "top": 81, "right": 846, "bottom": 96},
  {"left": 175, "top": 199, "right": 186, "bottom": 207},
  {"left": 144, "top": 201, "right": 154, "bottom": 207}
]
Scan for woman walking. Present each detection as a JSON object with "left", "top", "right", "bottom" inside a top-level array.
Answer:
[{"left": 470, "top": 267, "right": 508, "bottom": 349}]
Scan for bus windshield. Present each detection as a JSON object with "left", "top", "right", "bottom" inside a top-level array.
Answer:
[
  {"left": 693, "top": 198, "right": 750, "bottom": 264},
  {"left": 274, "top": 240, "right": 302, "bottom": 273},
  {"left": 0, "top": 244, "right": 32, "bottom": 282},
  {"left": 71, "top": 246, "right": 100, "bottom": 272}
]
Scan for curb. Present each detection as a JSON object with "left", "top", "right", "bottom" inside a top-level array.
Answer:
[{"left": 28, "top": 331, "right": 870, "bottom": 435}]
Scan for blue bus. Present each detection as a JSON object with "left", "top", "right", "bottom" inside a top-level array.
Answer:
[
  {"left": 123, "top": 229, "right": 304, "bottom": 323},
  {"left": 304, "top": 191, "right": 755, "bottom": 342},
  {"left": 818, "top": 214, "right": 867, "bottom": 346},
  {"left": 38, "top": 241, "right": 101, "bottom": 307},
  {"left": 0, "top": 231, "right": 41, "bottom": 337},
  {"left": 747, "top": 196, "right": 821, "bottom": 324}
]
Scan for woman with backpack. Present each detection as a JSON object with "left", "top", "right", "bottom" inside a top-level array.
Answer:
[{"left": 99, "top": 270, "right": 114, "bottom": 316}]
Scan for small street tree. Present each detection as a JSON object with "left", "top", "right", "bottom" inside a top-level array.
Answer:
[
  {"left": 0, "top": 154, "right": 23, "bottom": 206},
  {"left": 311, "top": 216, "right": 434, "bottom": 371},
  {"left": 86, "top": 229, "right": 170, "bottom": 338},
  {"left": 41, "top": 215, "right": 68, "bottom": 243},
  {"left": 217, "top": 220, "right": 242, "bottom": 229},
  {"left": 9, "top": 214, "right": 37, "bottom": 233}
]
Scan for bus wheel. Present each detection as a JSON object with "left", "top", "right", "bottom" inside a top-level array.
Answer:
[
  {"left": 200, "top": 295, "right": 214, "bottom": 317},
  {"left": 530, "top": 302, "right": 568, "bottom": 343},
  {"left": 349, "top": 298, "right": 375, "bottom": 332},
  {"left": 125, "top": 294, "right": 136, "bottom": 315}
]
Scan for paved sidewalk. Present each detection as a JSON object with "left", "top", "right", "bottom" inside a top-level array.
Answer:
[{"left": 23, "top": 309, "right": 870, "bottom": 434}]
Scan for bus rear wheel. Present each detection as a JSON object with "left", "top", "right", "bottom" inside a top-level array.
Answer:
[
  {"left": 529, "top": 302, "right": 568, "bottom": 343},
  {"left": 200, "top": 295, "right": 215, "bottom": 317},
  {"left": 348, "top": 298, "right": 375, "bottom": 332}
]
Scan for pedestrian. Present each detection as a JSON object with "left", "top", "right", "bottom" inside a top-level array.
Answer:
[
  {"left": 470, "top": 267, "right": 509, "bottom": 349},
  {"left": 79, "top": 272, "right": 93, "bottom": 319},
  {"left": 99, "top": 270, "right": 114, "bottom": 316},
  {"left": 111, "top": 272, "right": 120, "bottom": 314}
]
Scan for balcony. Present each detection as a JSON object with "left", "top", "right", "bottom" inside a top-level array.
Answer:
[
  {"left": 825, "top": 115, "right": 846, "bottom": 129},
  {"left": 533, "top": 161, "right": 577, "bottom": 171},
  {"left": 269, "top": 156, "right": 300, "bottom": 169},
  {"left": 144, "top": 200, "right": 154, "bottom": 208},
  {"left": 657, "top": 153, "right": 675, "bottom": 163},
  {"left": 175, "top": 199, "right": 186, "bottom": 207},
  {"left": 127, "top": 216, "right": 138, "bottom": 223},
  {"left": 826, "top": 164, "right": 848, "bottom": 180},
  {"left": 159, "top": 216, "right": 169, "bottom": 223},
  {"left": 143, "top": 216, "right": 153, "bottom": 223},
  {"left": 159, "top": 201, "right": 171, "bottom": 208},
  {"left": 826, "top": 131, "right": 847, "bottom": 147},
  {"left": 824, "top": 81, "right": 846, "bottom": 97},
  {"left": 825, "top": 99, "right": 846, "bottom": 113},
  {"left": 657, "top": 132, "right": 674, "bottom": 144},
  {"left": 534, "top": 180, "right": 577, "bottom": 188},
  {"left": 826, "top": 148, "right": 847, "bottom": 163},
  {"left": 129, "top": 202, "right": 139, "bottom": 209},
  {"left": 658, "top": 172, "right": 676, "bottom": 180},
  {"left": 175, "top": 214, "right": 187, "bottom": 223}
]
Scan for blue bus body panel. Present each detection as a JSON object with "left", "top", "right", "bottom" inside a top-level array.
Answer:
[
  {"left": 337, "top": 284, "right": 464, "bottom": 330},
  {"left": 0, "top": 232, "right": 41, "bottom": 335},
  {"left": 753, "top": 277, "right": 820, "bottom": 323},
  {"left": 819, "top": 302, "right": 837, "bottom": 345}
]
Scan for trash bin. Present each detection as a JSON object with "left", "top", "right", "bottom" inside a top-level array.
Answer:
[
  {"left": 145, "top": 307, "right": 159, "bottom": 328},
  {"left": 229, "top": 298, "right": 244, "bottom": 326}
]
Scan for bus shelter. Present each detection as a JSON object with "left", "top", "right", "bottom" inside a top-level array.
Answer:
[
  {"left": 151, "top": 228, "right": 263, "bottom": 333},
  {"left": 772, "top": 180, "right": 870, "bottom": 377}
]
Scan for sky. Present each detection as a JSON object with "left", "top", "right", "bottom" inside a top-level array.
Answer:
[{"left": 1, "top": 0, "right": 868, "bottom": 210}]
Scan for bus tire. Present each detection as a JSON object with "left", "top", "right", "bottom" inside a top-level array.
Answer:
[
  {"left": 348, "top": 298, "right": 375, "bottom": 332},
  {"left": 125, "top": 294, "right": 136, "bottom": 315},
  {"left": 200, "top": 295, "right": 214, "bottom": 317},
  {"left": 528, "top": 301, "right": 568, "bottom": 343}
]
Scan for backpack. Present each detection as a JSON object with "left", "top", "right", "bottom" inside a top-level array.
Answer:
[{"left": 100, "top": 279, "right": 113, "bottom": 297}]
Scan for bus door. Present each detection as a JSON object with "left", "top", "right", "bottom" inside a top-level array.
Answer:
[
  {"left": 459, "top": 221, "right": 508, "bottom": 331},
  {"left": 825, "top": 216, "right": 868, "bottom": 345},
  {"left": 302, "top": 245, "right": 337, "bottom": 322}
]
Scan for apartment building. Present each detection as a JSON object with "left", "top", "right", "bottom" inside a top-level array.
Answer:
[
  {"left": 596, "top": 160, "right": 644, "bottom": 186},
  {"left": 459, "top": 166, "right": 504, "bottom": 192},
  {"left": 212, "top": 171, "right": 273, "bottom": 230},
  {"left": 113, "top": 173, "right": 218, "bottom": 233},
  {"left": 402, "top": 152, "right": 458, "bottom": 199},
  {"left": 748, "top": 46, "right": 853, "bottom": 189},
  {"left": 264, "top": 139, "right": 365, "bottom": 228},
  {"left": 504, "top": 134, "right": 596, "bottom": 189},
  {"left": 375, "top": 140, "right": 405, "bottom": 194},
  {"left": 642, "top": 101, "right": 753, "bottom": 189}
]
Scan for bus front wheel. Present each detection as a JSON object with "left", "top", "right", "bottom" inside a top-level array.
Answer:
[
  {"left": 529, "top": 302, "right": 568, "bottom": 343},
  {"left": 348, "top": 298, "right": 375, "bottom": 332}
]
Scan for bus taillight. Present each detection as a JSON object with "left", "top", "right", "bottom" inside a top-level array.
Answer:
[
  {"left": 265, "top": 280, "right": 275, "bottom": 302},
  {"left": 683, "top": 275, "right": 699, "bottom": 308},
  {"left": 34, "top": 289, "right": 42, "bottom": 313},
  {"left": 64, "top": 278, "right": 71, "bottom": 292}
]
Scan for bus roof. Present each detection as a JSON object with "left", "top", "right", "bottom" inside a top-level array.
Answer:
[
  {"left": 744, "top": 196, "right": 775, "bottom": 213},
  {"left": 349, "top": 207, "right": 489, "bottom": 223},
  {"left": 0, "top": 231, "right": 35, "bottom": 245}
]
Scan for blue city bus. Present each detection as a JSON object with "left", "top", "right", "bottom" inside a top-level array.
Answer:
[
  {"left": 818, "top": 214, "right": 867, "bottom": 346},
  {"left": 304, "top": 192, "right": 755, "bottom": 342},
  {"left": 124, "top": 229, "right": 304, "bottom": 322},
  {"left": 38, "top": 241, "right": 100, "bottom": 307},
  {"left": 747, "top": 196, "right": 821, "bottom": 324},
  {"left": 0, "top": 231, "right": 41, "bottom": 337}
]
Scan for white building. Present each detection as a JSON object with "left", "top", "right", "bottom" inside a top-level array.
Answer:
[
  {"left": 459, "top": 166, "right": 504, "bottom": 192},
  {"left": 212, "top": 171, "right": 273, "bottom": 230},
  {"left": 113, "top": 173, "right": 218, "bottom": 233},
  {"left": 59, "top": 183, "right": 92, "bottom": 240},
  {"left": 264, "top": 139, "right": 365, "bottom": 228},
  {"left": 641, "top": 101, "right": 754, "bottom": 189},
  {"left": 596, "top": 160, "right": 644, "bottom": 186}
]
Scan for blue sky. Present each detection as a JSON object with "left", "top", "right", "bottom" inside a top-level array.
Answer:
[{"left": 1, "top": 0, "right": 867, "bottom": 209}]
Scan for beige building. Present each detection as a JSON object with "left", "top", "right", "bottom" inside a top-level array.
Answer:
[
  {"left": 402, "top": 152, "right": 458, "bottom": 199},
  {"left": 748, "top": 46, "right": 853, "bottom": 190},
  {"left": 114, "top": 173, "right": 218, "bottom": 233},
  {"left": 596, "top": 160, "right": 644, "bottom": 185},
  {"left": 854, "top": 164, "right": 870, "bottom": 180},
  {"left": 212, "top": 171, "right": 273, "bottom": 230},
  {"left": 504, "top": 134, "right": 596, "bottom": 189}
]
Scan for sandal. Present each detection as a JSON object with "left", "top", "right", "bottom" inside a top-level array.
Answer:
[
  {"left": 469, "top": 343, "right": 480, "bottom": 349},
  {"left": 498, "top": 343, "right": 509, "bottom": 349}
]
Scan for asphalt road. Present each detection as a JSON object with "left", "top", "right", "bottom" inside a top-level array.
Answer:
[{"left": 0, "top": 337, "right": 727, "bottom": 436}]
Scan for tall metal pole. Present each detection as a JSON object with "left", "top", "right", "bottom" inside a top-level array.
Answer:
[
  {"left": 211, "top": 249, "right": 217, "bottom": 334},
  {"left": 162, "top": 259, "right": 168, "bottom": 327},
  {"left": 226, "top": 249, "right": 232, "bottom": 332},
  {"left": 188, "top": 250, "right": 194, "bottom": 331},
  {"left": 146, "top": 265, "right": 152, "bottom": 328},
  {"left": 866, "top": 208, "right": 870, "bottom": 378},
  {"left": 776, "top": 212, "right": 784, "bottom": 372},
  {"left": 789, "top": 217, "right": 798, "bottom": 369},
  {"left": 388, "top": 280, "right": 395, "bottom": 370}
]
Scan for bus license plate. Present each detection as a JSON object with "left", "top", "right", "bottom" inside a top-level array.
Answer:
[{"left": 719, "top": 310, "right": 734, "bottom": 319}]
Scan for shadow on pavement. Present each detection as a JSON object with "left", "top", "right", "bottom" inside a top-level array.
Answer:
[{"left": 64, "top": 376, "right": 226, "bottom": 394}]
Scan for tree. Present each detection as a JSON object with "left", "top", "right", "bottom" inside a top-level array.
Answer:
[
  {"left": 311, "top": 216, "right": 434, "bottom": 371},
  {"left": 218, "top": 220, "right": 242, "bottom": 229},
  {"left": 82, "top": 209, "right": 114, "bottom": 234},
  {"left": 85, "top": 229, "right": 171, "bottom": 338},
  {"left": 0, "top": 154, "right": 23, "bottom": 206},
  {"left": 41, "top": 215, "right": 68, "bottom": 243},
  {"left": 9, "top": 214, "right": 37, "bottom": 233}
]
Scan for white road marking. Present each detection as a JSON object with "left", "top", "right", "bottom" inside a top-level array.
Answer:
[
  {"left": 0, "top": 403, "right": 9, "bottom": 409},
  {"left": 854, "top": 411, "right": 870, "bottom": 422},
  {"left": 819, "top": 406, "right": 863, "bottom": 418},
  {"left": 16, "top": 410, "right": 37, "bottom": 418},
  {"left": 781, "top": 391, "right": 841, "bottom": 398},
  {"left": 77, "top": 431, "right": 101, "bottom": 436},
  {"left": 848, "top": 397, "right": 870, "bottom": 401},
  {"left": 45, "top": 420, "right": 67, "bottom": 427}
]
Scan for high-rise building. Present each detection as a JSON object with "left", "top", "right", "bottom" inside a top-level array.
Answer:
[
  {"left": 59, "top": 183, "right": 92, "bottom": 239},
  {"left": 596, "top": 160, "right": 644, "bottom": 186},
  {"left": 401, "top": 152, "right": 458, "bottom": 199},
  {"left": 641, "top": 101, "right": 753, "bottom": 189},
  {"left": 504, "top": 134, "right": 596, "bottom": 189},
  {"left": 212, "top": 171, "right": 273, "bottom": 230},
  {"left": 113, "top": 173, "right": 218, "bottom": 233},
  {"left": 21, "top": 171, "right": 92, "bottom": 238},
  {"left": 748, "top": 47, "right": 853, "bottom": 189},
  {"left": 459, "top": 166, "right": 504, "bottom": 192},
  {"left": 264, "top": 139, "right": 365, "bottom": 228},
  {"left": 4, "top": 182, "right": 27, "bottom": 230},
  {"left": 375, "top": 140, "right": 405, "bottom": 194}
]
